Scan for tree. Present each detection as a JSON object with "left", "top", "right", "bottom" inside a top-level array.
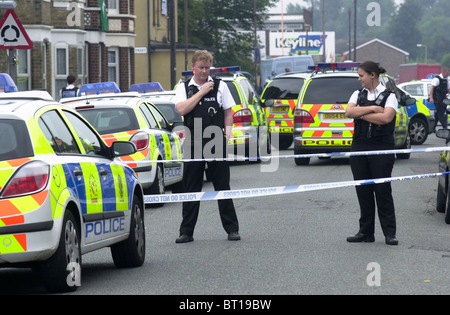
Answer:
[
  {"left": 177, "top": 0, "right": 277, "bottom": 70},
  {"left": 387, "top": 0, "right": 422, "bottom": 59}
]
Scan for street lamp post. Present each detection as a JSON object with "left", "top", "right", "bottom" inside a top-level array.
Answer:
[{"left": 417, "top": 44, "right": 428, "bottom": 64}]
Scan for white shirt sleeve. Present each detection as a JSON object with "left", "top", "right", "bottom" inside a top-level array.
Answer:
[
  {"left": 218, "top": 81, "right": 236, "bottom": 110},
  {"left": 385, "top": 93, "right": 398, "bottom": 112},
  {"left": 348, "top": 90, "right": 360, "bottom": 104},
  {"left": 173, "top": 81, "right": 188, "bottom": 105}
]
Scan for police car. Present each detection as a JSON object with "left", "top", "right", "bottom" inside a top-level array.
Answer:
[
  {"left": 181, "top": 66, "right": 270, "bottom": 162},
  {"left": 136, "top": 89, "right": 185, "bottom": 142},
  {"left": 0, "top": 77, "right": 145, "bottom": 292},
  {"left": 398, "top": 78, "right": 450, "bottom": 130},
  {"left": 261, "top": 72, "right": 311, "bottom": 149},
  {"left": 293, "top": 63, "right": 416, "bottom": 165},
  {"left": 435, "top": 100, "right": 450, "bottom": 224},
  {"left": 61, "top": 84, "right": 184, "bottom": 200}
]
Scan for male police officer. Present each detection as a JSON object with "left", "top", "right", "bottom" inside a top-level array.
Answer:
[
  {"left": 60, "top": 75, "right": 79, "bottom": 99},
  {"left": 173, "top": 50, "right": 240, "bottom": 243},
  {"left": 430, "top": 67, "right": 450, "bottom": 129}
]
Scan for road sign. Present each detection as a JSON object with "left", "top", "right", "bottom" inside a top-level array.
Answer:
[{"left": 0, "top": 9, "right": 33, "bottom": 49}]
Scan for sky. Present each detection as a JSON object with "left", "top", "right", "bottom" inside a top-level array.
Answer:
[{"left": 269, "top": 0, "right": 405, "bottom": 14}]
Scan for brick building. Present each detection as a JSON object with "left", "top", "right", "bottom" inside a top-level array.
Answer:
[{"left": 0, "top": 0, "right": 135, "bottom": 99}]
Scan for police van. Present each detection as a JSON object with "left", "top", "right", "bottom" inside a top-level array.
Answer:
[
  {"left": 261, "top": 55, "right": 314, "bottom": 89},
  {"left": 0, "top": 75, "right": 145, "bottom": 292},
  {"left": 293, "top": 63, "right": 416, "bottom": 165}
]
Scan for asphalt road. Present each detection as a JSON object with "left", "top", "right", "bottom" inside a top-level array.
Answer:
[{"left": 2, "top": 134, "right": 450, "bottom": 296}]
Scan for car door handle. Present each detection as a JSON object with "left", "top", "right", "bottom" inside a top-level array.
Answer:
[
  {"left": 99, "top": 168, "right": 108, "bottom": 178},
  {"left": 73, "top": 167, "right": 83, "bottom": 180}
]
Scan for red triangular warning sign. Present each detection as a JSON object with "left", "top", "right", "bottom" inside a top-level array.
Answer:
[{"left": 0, "top": 10, "right": 33, "bottom": 49}]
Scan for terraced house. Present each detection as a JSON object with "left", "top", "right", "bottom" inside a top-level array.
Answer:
[{"left": 0, "top": 0, "right": 136, "bottom": 99}]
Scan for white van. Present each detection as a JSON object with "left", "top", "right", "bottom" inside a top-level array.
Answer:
[{"left": 261, "top": 55, "right": 314, "bottom": 88}]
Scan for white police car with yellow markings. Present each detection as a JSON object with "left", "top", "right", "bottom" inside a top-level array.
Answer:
[
  {"left": 0, "top": 75, "right": 145, "bottom": 292},
  {"left": 61, "top": 83, "right": 184, "bottom": 202}
]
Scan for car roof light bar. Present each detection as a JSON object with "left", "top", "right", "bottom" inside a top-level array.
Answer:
[
  {"left": 0, "top": 73, "right": 18, "bottom": 93},
  {"left": 78, "top": 82, "right": 121, "bottom": 96},
  {"left": 308, "top": 62, "right": 362, "bottom": 71},
  {"left": 181, "top": 66, "right": 241, "bottom": 77},
  {"left": 129, "top": 82, "right": 164, "bottom": 93}
]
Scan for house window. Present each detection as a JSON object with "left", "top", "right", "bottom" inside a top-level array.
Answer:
[
  {"left": 108, "top": 48, "right": 119, "bottom": 83},
  {"left": 55, "top": 46, "right": 68, "bottom": 100},
  {"left": 108, "top": 0, "right": 119, "bottom": 14},
  {"left": 16, "top": 50, "right": 30, "bottom": 91}
]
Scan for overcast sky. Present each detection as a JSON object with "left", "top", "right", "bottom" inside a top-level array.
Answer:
[{"left": 269, "top": 0, "right": 405, "bottom": 14}]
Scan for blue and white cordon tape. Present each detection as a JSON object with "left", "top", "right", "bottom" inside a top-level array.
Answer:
[
  {"left": 144, "top": 146, "right": 450, "bottom": 205},
  {"left": 153, "top": 146, "right": 449, "bottom": 163},
  {"left": 144, "top": 171, "right": 450, "bottom": 204}
]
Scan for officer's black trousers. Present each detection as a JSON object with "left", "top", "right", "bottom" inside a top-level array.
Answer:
[
  {"left": 349, "top": 141, "right": 396, "bottom": 237},
  {"left": 179, "top": 139, "right": 239, "bottom": 237},
  {"left": 434, "top": 98, "right": 448, "bottom": 129}
]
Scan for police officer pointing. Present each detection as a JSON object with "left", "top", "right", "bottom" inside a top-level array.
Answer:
[
  {"left": 173, "top": 50, "right": 240, "bottom": 243},
  {"left": 345, "top": 61, "right": 399, "bottom": 246}
]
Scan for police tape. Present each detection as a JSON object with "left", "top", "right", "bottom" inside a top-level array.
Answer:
[
  {"left": 144, "top": 171, "right": 450, "bottom": 204},
  {"left": 148, "top": 146, "right": 449, "bottom": 164}
]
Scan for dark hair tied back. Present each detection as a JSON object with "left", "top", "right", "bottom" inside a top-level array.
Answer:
[{"left": 359, "top": 61, "right": 386, "bottom": 77}]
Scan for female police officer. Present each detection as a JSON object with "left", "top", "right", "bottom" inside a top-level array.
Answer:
[
  {"left": 345, "top": 61, "right": 398, "bottom": 246},
  {"left": 173, "top": 50, "right": 240, "bottom": 243}
]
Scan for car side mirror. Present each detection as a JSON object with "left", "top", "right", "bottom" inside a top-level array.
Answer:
[
  {"left": 264, "top": 99, "right": 274, "bottom": 107},
  {"left": 111, "top": 141, "right": 137, "bottom": 157},
  {"left": 436, "top": 129, "right": 450, "bottom": 142},
  {"left": 402, "top": 96, "right": 416, "bottom": 107}
]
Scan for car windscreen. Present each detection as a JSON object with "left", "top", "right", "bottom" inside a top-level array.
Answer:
[
  {"left": 302, "top": 77, "right": 361, "bottom": 104},
  {"left": 0, "top": 119, "right": 34, "bottom": 160},
  {"left": 262, "top": 78, "right": 305, "bottom": 100},
  {"left": 77, "top": 107, "right": 140, "bottom": 135},
  {"left": 153, "top": 103, "right": 182, "bottom": 123}
]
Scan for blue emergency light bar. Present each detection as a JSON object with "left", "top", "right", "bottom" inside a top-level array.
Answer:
[
  {"left": 308, "top": 62, "right": 361, "bottom": 71},
  {"left": 181, "top": 66, "right": 241, "bottom": 77},
  {"left": 426, "top": 74, "right": 438, "bottom": 80},
  {"left": 0, "top": 73, "right": 18, "bottom": 93},
  {"left": 129, "top": 82, "right": 164, "bottom": 93},
  {"left": 78, "top": 82, "right": 121, "bottom": 96}
]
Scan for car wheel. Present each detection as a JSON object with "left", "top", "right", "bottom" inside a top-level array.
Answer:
[
  {"left": 146, "top": 163, "right": 165, "bottom": 207},
  {"left": 279, "top": 138, "right": 293, "bottom": 150},
  {"left": 40, "top": 210, "right": 81, "bottom": 293},
  {"left": 294, "top": 148, "right": 310, "bottom": 166},
  {"left": 446, "top": 187, "right": 450, "bottom": 224},
  {"left": 111, "top": 195, "right": 146, "bottom": 267},
  {"left": 409, "top": 117, "right": 428, "bottom": 145},
  {"left": 396, "top": 133, "right": 411, "bottom": 159},
  {"left": 436, "top": 177, "right": 447, "bottom": 213}
]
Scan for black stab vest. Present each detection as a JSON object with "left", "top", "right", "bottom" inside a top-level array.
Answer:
[
  {"left": 433, "top": 76, "right": 448, "bottom": 101},
  {"left": 183, "top": 78, "right": 224, "bottom": 133},
  {"left": 353, "top": 89, "right": 396, "bottom": 140},
  {"left": 61, "top": 86, "right": 79, "bottom": 98}
]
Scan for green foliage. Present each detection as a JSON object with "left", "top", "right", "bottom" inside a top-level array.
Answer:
[
  {"left": 177, "top": 0, "right": 277, "bottom": 72},
  {"left": 442, "top": 54, "right": 450, "bottom": 69}
]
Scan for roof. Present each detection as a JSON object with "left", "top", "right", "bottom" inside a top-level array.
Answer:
[{"left": 343, "top": 38, "right": 409, "bottom": 56}]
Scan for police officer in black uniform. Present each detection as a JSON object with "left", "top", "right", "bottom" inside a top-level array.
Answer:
[
  {"left": 173, "top": 50, "right": 240, "bottom": 243},
  {"left": 60, "top": 75, "right": 79, "bottom": 99},
  {"left": 429, "top": 67, "right": 450, "bottom": 130},
  {"left": 345, "top": 61, "right": 399, "bottom": 246}
]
